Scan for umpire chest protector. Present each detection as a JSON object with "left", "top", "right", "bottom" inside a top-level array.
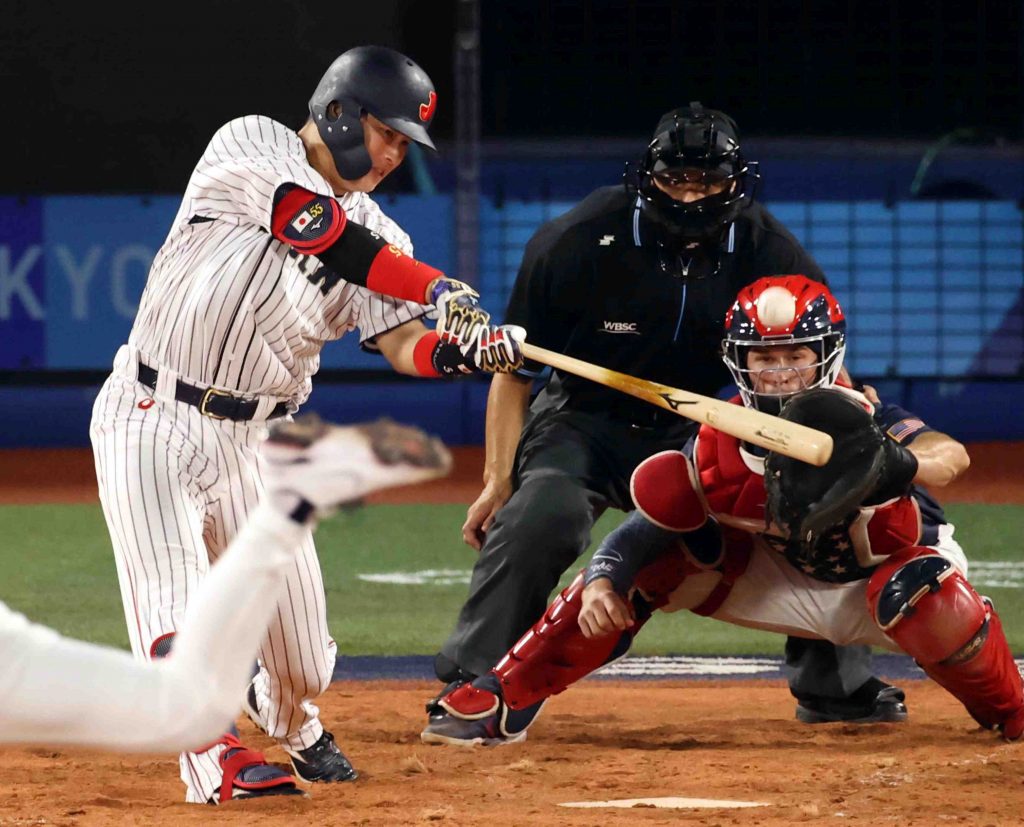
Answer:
[{"left": 509, "top": 188, "right": 822, "bottom": 421}]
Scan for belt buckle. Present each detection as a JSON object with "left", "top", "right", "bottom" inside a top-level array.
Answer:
[{"left": 199, "top": 386, "right": 232, "bottom": 419}]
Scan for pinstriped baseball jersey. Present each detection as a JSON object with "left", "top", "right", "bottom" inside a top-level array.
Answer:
[
  {"left": 129, "top": 115, "right": 428, "bottom": 406},
  {"left": 90, "top": 114, "right": 427, "bottom": 803}
]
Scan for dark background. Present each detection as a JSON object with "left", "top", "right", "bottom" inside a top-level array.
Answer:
[{"left": 1, "top": 0, "right": 1021, "bottom": 194}]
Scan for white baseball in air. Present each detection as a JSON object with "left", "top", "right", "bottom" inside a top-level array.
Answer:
[{"left": 756, "top": 286, "right": 797, "bottom": 328}]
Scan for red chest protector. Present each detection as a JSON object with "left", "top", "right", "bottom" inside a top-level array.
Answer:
[
  {"left": 692, "top": 400, "right": 922, "bottom": 581},
  {"left": 694, "top": 422, "right": 767, "bottom": 529}
]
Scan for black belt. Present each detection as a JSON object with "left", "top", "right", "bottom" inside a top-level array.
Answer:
[{"left": 137, "top": 363, "right": 288, "bottom": 421}]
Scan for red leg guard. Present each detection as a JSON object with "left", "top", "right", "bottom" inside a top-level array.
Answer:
[
  {"left": 868, "top": 547, "right": 1024, "bottom": 736},
  {"left": 441, "top": 558, "right": 691, "bottom": 723},
  {"left": 493, "top": 572, "right": 631, "bottom": 709}
]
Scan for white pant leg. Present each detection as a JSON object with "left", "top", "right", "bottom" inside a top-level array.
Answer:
[
  {"left": 0, "top": 505, "right": 307, "bottom": 752},
  {"left": 202, "top": 419, "right": 335, "bottom": 753},
  {"left": 91, "top": 373, "right": 228, "bottom": 802},
  {"left": 710, "top": 541, "right": 897, "bottom": 650}
]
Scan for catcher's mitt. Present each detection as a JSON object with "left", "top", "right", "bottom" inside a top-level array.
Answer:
[{"left": 764, "top": 388, "right": 918, "bottom": 548}]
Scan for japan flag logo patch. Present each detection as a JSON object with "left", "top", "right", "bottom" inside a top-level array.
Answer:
[{"left": 291, "top": 211, "right": 315, "bottom": 232}]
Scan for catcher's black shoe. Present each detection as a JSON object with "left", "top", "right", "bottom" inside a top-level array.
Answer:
[
  {"left": 286, "top": 730, "right": 358, "bottom": 782},
  {"left": 795, "top": 677, "right": 908, "bottom": 724}
]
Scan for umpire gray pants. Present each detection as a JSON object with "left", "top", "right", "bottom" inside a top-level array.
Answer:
[{"left": 436, "top": 407, "right": 874, "bottom": 698}]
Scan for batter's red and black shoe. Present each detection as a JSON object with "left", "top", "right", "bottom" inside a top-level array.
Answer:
[
  {"left": 211, "top": 734, "right": 305, "bottom": 804},
  {"left": 285, "top": 730, "right": 358, "bottom": 783}
]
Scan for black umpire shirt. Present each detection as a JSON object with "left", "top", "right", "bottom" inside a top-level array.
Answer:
[{"left": 504, "top": 186, "right": 827, "bottom": 423}]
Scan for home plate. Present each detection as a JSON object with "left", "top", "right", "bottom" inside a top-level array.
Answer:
[{"left": 559, "top": 796, "right": 768, "bottom": 809}]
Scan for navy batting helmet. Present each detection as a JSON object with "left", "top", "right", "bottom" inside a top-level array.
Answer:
[{"left": 309, "top": 46, "right": 438, "bottom": 180}]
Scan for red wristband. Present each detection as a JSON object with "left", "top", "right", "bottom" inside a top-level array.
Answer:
[
  {"left": 413, "top": 330, "right": 442, "bottom": 377},
  {"left": 366, "top": 245, "right": 444, "bottom": 304}
]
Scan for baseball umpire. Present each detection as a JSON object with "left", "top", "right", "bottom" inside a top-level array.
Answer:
[
  {"left": 428, "top": 102, "right": 905, "bottom": 732},
  {"left": 423, "top": 276, "right": 1023, "bottom": 746},
  {"left": 89, "top": 46, "right": 521, "bottom": 804}
]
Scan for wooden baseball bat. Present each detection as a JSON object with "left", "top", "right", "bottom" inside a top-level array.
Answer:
[{"left": 520, "top": 342, "right": 833, "bottom": 466}]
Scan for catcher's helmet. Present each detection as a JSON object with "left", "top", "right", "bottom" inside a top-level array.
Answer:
[
  {"left": 625, "top": 102, "right": 760, "bottom": 277},
  {"left": 722, "top": 275, "right": 847, "bottom": 412},
  {"left": 309, "top": 46, "right": 438, "bottom": 180}
]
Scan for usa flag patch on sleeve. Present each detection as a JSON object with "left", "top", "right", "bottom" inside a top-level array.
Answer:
[{"left": 887, "top": 418, "right": 926, "bottom": 442}]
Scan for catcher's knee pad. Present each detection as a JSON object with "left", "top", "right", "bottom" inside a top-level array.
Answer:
[
  {"left": 868, "top": 548, "right": 985, "bottom": 663},
  {"left": 491, "top": 571, "right": 633, "bottom": 710},
  {"left": 868, "top": 547, "right": 1024, "bottom": 733}
]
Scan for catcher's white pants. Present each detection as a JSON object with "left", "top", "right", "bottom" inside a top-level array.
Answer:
[
  {"left": 90, "top": 349, "right": 335, "bottom": 803},
  {"left": 663, "top": 524, "right": 968, "bottom": 650}
]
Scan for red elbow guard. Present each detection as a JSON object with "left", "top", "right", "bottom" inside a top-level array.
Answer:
[{"left": 271, "top": 187, "right": 346, "bottom": 255}]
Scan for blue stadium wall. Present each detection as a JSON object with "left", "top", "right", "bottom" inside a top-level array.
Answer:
[{"left": 1, "top": 194, "right": 1021, "bottom": 447}]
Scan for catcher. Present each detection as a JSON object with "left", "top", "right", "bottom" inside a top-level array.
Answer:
[{"left": 421, "top": 275, "right": 1024, "bottom": 745}]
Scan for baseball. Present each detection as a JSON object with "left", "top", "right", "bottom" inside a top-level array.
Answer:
[{"left": 756, "top": 286, "right": 798, "bottom": 328}]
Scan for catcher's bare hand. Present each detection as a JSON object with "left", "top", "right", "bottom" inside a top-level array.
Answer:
[
  {"left": 462, "top": 477, "right": 513, "bottom": 551},
  {"left": 579, "top": 579, "right": 634, "bottom": 639}
]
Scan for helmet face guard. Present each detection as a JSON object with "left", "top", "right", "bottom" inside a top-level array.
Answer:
[
  {"left": 309, "top": 45, "right": 437, "bottom": 181},
  {"left": 625, "top": 102, "right": 760, "bottom": 276},
  {"left": 721, "top": 276, "right": 847, "bottom": 414}
]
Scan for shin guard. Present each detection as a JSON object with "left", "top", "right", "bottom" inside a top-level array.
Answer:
[
  {"left": 868, "top": 548, "right": 1024, "bottom": 737},
  {"left": 493, "top": 572, "right": 647, "bottom": 711}
]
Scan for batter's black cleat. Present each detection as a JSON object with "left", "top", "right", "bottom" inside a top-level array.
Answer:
[
  {"left": 795, "top": 677, "right": 908, "bottom": 724},
  {"left": 285, "top": 730, "right": 358, "bottom": 783}
]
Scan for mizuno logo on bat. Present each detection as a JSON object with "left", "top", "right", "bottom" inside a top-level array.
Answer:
[{"left": 658, "top": 392, "right": 698, "bottom": 410}]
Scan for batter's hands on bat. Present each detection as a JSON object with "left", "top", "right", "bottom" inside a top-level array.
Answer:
[
  {"left": 579, "top": 578, "right": 635, "bottom": 639},
  {"left": 462, "top": 477, "right": 513, "bottom": 550},
  {"left": 429, "top": 278, "right": 491, "bottom": 347},
  {"left": 462, "top": 325, "right": 526, "bottom": 373}
]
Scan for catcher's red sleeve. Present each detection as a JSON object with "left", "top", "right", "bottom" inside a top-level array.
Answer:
[{"left": 630, "top": 450, "right": 707, "bottom": 532}]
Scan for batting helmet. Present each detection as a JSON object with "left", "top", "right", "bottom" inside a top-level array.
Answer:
[
  {"left": 721, "top": 275, "right": 847, "bottom": 413},
  {"left": 625, "top": 102, "right": 760, "bottom": 276},
  {"left": 309, "top": 46, "right": 438, "bottom": 180}
]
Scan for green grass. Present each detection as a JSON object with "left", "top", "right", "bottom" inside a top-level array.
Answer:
[{"left": 1, "top": 503, "right": 1022, "bottom": 654}]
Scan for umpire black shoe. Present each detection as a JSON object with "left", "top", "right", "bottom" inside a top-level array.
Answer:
[
  {"left": 795, "top": 677, "right": 908, "bottom": 724},
  {"left": 285, "top": 731, "right": 358, "bottom": 782}
]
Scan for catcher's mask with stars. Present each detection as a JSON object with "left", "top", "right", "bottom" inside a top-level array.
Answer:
[
  {"left": 624, "top": 102, "right": 760, "bottom": 280},
  {"left": 308, "top": 45, "right": 437, "bottom": 180},
  {"left": 721, "top": 275, "right": 847, "bottom": 414}
]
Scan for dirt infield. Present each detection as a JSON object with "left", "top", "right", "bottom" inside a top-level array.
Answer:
[
  {"left": 1, "top": 680, "right": 1022, "bottom": 825},
  {"left": 2, "top": 442, "right": 1024, "bottom": 505},
  {"left": 1, "top": 444, "right": 1022, "bottom": 824}
]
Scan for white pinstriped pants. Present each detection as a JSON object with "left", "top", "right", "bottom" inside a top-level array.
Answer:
[{"left": 90, "top": 355, "right": 335, "bottom": 803}]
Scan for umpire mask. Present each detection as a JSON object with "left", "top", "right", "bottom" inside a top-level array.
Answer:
[{"left": 625, "top": 102, "right": 760, "bottom": 280}]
